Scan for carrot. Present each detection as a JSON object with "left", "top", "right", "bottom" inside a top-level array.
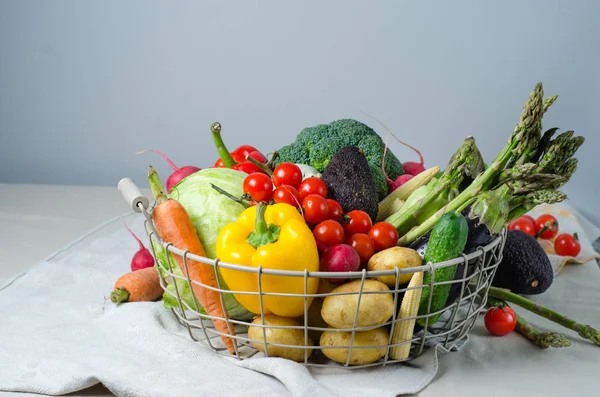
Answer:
[
  {"left": 110, "top": 266, "right": 163, "bottom": 304},
  {"left": 148, "top": 166, "right": 237, "bottom": 354}
]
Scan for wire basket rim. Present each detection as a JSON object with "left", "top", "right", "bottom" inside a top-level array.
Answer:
[{"left": 147, "top": 226, "right": 505, "bottom": 278}]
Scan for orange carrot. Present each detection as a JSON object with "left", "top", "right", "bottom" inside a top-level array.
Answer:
[
  {"left": 110, "top": 266, "right": 163, "bottom": 304},
  {"left": 148, "top": 166, "right": 237, "bottom": 354}
]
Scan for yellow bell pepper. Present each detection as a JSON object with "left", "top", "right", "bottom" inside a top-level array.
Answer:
[{"left": 216, "top": 202, "right": 320, "bottom": 318}]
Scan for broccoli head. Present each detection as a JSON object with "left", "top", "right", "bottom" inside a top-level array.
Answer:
[{"left": 273, "top": 119, "right": 405, "bottom": 199}]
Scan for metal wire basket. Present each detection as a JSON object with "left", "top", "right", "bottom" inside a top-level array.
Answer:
[{"left": 118, "top": 178, "right": 506, "bottom": 369}]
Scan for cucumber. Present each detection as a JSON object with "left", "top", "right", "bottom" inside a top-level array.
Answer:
[{"left": 416, "top": 211, "right": 469, "bottom": 327}]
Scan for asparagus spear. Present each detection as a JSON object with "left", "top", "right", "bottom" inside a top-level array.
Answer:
[
  {"left": 515, "top": 314, "right": 571, "bottom": 349},
  {"left": 488, "top": 287, "right": 600, "bottom": 346},
  {"left": 487, "top": 297, "right": 570, "bottom": 348}
]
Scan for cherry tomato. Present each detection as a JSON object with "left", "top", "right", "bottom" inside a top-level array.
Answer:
[
  {"left": 243, "top": 173, "right": 273, "bottom": 203},
  {"left": 484, "top": 304, "right": 517, "bottom": 336},
  {"left": 214, "top": 158, "right": 225, "bottom": 168},
  {"left": 313, "top": 220, "right": 345, "bottom": 247},
  {"left": 521, "top": 215, "right": 535, "bottom": 224},
  {"left": 534, "top": 214, "right": 559, "bottom": 239},
  {"left": 554, "top": 233, "right": 581, "bottom": 257},
  {"left": 272, "top": 163, "right": 303, "bottom": 189},
  {"left": 368, "top": 222, "right": 399, "bottom": 252},
  {"left": 345, "top": 233, "right": 375, "bottom": 264},
  {"left": 272, "top": 185, "right": 301, "bottom": 207},
  {"left": 302, "top": 194, "right": 329, "bottom": 225},
  {"left": 507, "top": 216, "right": 536, "bottom": 236},
  {"left": 326, "top": 199, "right": 343, "bottom": 222},
  {"left": 343, "top": 210, "right": 373, "bottom": 236},
  {"left": 298, "top": 177, "right": 328, "bottom": 201},
  {"left": 232, "top": 161, "right": 266, "bottom": 175}
]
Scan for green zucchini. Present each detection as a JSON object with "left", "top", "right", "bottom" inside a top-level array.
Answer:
[{"left": 417, "top": 211, "right": 469, "bottom": 326}]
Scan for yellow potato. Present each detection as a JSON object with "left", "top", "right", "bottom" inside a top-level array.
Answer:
[
  {"left": 367, "top": 247, "right": 422, "bottom": 286},
  {"left": 321, "top": 279, "right": 394, "bottom": 329},
  {"left": 248, "top": 314, "right": 313, "bottom": 362},
  {"left": 320, "top": 327, "right": 389, "bottom": 365}
]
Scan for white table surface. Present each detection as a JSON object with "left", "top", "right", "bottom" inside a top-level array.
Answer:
[{"left": 1, "top": 182, "right": 599, "bottom": 397}]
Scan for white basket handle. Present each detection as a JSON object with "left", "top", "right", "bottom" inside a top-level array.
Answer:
[{"left": 118, "top": 178, "right": 150, "bottom": 213}]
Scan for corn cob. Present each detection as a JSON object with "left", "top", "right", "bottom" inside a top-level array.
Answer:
[
  {"left": 377, "top": 166, "right": 440, "bottom": 222},
  {"left": 390, "top": 271, "right": 424, "bottom": 360}
]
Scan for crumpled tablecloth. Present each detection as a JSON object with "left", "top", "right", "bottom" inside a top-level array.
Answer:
[{"left": 0, "top": 213, "right": 458, "bottom": 397}]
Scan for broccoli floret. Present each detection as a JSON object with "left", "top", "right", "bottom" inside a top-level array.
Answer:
[
  {"left": 273, "top": 119, "right": 404, "bottom": 200},
  {"left": 276, "top": 143, "right": 310, "bottom": 166}
]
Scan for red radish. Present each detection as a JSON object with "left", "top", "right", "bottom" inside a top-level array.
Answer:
[
  {"left": 319, "top": 244, "right": 361, "bottom": 284},
  {"left": 388, "top": 174, "right": 414, "bottom": 193},
  {"left": 138, "top": 149, "right": 200, "bottom": 193},
  {"left": 121, "top": 216, "right": 155, "bottom": 271}
]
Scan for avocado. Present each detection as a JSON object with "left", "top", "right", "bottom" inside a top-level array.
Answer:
[
  {"left": 492, "top": 230, "right": 554, "bottom": 295},
  {"left": 321, "top": 146, "right": 379, "bottom": 221}
]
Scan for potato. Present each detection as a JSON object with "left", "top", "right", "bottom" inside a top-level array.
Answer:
[
  {"left": 320, "top": 327, "right": 389, "bottom": 365},
  {"left": 367, "top": 247, "right": 422, "bottom": 286},
  {"left": 248, "top": 314, "right": 313, "bottom": 362},
  {"left": 321, "top": 279, "right": 394, "bottom": 329}
]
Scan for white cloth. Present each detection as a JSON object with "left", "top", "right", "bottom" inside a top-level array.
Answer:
[{"left": 0, "top": 213, "right": 447, "bottom": 397}]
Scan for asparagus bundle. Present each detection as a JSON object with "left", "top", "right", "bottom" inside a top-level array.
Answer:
[{"left": 391, "top": 82, "right": 585, "bottom": 246}]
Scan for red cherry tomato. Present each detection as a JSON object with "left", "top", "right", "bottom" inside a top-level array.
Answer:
[
  {"left": 243, "top": 173, "right": 273, "bottom": 203},
  {"left": 368, "top": 222, "right": 399, "bottom": 252},
  {"left": 326, "top": 199, "right": 343, "bottom": 222},
  {"left": 507, "top": 216, "right": 536, "bottom": 236},
  {"left": 554, "top": 233, "right": 581, "bottom": 257},
  {"left": 214, "top": 158, "right": 225, "bottom": 168},
  {"left": 484, "top": 304, "right": 517, "bottom": 336},
  {"left": 302, "top": 194, "right": 329, "bottom": 225},
  {"left": 345, "top": 233, "right": 375, "bottom": 264},
  {"left": 272, "top": 185, "right": 301, "bottom": 207},
  {"left": 313, "top": 220, "right": 345, "bottom": 247},
  {"left": 298, "top": 177, "right": 328, "bottom": 201},
  {"left": 343, "top": 210, "right": 373, "bottom": 236},
  {"left": 521, "top": 215, "right": 535, "bottom": 224},
  {"left": 232, "top": 161, "right": 266, "bottom": 175},
  {"left": 534, "top": 214, "right": 559, "bottom": 239},
  {"left": 272, "top": 163, "right": 303, "bottom": 189}
]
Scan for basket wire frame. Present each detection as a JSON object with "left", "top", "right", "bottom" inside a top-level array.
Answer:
[{"left": 139, "top": 201, "right": 506, "bottom": 369}]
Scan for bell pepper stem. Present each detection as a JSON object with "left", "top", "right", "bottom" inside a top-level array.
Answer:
[
  {"left": 211, "top": 122, "right": 237, "bottom": 167},
  {"left": 246, "top": 202, "right": 280, "bottom": 248}
]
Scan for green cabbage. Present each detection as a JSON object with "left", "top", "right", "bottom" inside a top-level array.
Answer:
[{"left": 152, "top": 168, "right": 254, "bottom": 321}]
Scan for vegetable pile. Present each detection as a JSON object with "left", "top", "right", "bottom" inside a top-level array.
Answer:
[{"left": 111, "top": 81, "right": 598, "bottom": 364}]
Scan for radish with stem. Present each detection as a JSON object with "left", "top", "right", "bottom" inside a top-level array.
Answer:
[
  {"left": 136, "top": 149, "right": 201, "bottom": 193},
  {"left": 121, "top": 216, "right": 155, "bottom": 271},
  {"left": 361, "top": 111, "right": 426, "bottom": 192}
]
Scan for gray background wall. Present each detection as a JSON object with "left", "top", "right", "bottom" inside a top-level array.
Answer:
[{"left": 1, "top": 1, "right": 599, "bottom": 222}]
